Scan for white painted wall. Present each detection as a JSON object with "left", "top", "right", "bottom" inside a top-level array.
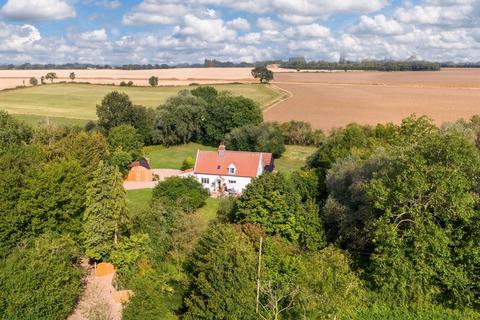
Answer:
[{"left": 186, "top": 173, "right": 253, "bottom": 194}]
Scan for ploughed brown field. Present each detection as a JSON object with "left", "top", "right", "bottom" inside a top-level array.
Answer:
[{"left": 264, "top": 68, "right": 480, "bottom": 131}]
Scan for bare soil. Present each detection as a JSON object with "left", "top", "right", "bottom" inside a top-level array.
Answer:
[{"left": 264, "top": 68, "right": 480, "bottom": 131}]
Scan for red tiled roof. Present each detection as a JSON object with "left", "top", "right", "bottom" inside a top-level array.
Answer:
[{"left": 194, "top": 150, "right": 272, "bottom": 178}]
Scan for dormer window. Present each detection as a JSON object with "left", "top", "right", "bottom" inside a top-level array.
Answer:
[{"left": 228, "top": 164, "right": 236, "bottom": 175}]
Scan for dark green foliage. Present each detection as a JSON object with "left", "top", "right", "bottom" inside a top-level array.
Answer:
[
  {"left": 0, "top": 234, "right": 82, "bottom": 320},
  {"left": 200, "top": 92, "right": 263, "bottom": 146},
  {"left": 325, "top": 127, "right": 480, "bottom": 308},
  {"left": 280, "top": 120, "right": 325, "bottom": 146},
  {"left": 225, "top": 122, "right": 286, "bottom": 158},
  {"left": 233, "top": 172, "right": 325, "bottom": 249},
  {"left": 298, "top": 246, "right": 366, "bottom": 319},
  {"left": 96, "top": 92, "right": 154, "bottom": 142},
  {"left": 152, "top": 176, "right": 208, "bottom": 213},
  {"left": 148, "top": 75, "right": 159, "bottom": 87},
  {"left": 0, "top": 111, "right": 32, "bottom": 148},
  {"left": 96, "top": 91, "right": 135, "bottom": 132},
  {"left": 0, "top": 145, "right": 44, "bottom": 255},
  {"left": 18, "top": 159, "right": 88, "bottom": 241},
  {"left": 29, "top": 77, "right": 38, "bottom": 86},
  {"left": 107, "top": 124, "right": 144, "bottom": 159},
  {"left": 57, "top": 130, "right": 109, "bottom": 172},
  {"left": 280, "top": 59, "right": 440, "bottom": 71},
  {"left": 251, "top": 66, "right": 274, "bottom": 83},
  {"left": 122, "top": 268, "right": 181, "bottom": 320},
  {"left": 152, "top": 91, "right": 207, "bottom": 146},
  {"left": 190, "top": 86, "right": 218, "bottom": 104},
  {"left": 184, "top": 224, "right": 257, "bottom": 319},
  {"left": 83, "top": 161, "right": 129, "bottom": 261}
]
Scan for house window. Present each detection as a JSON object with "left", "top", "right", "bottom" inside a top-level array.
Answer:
[
  {"left": 201, "top": 178, "right": 209, "bottom": 184},
  {"left": 228, "top": 180, "right": 236, "bottom": 184},
  {"left": 228, "top": 164, "right": 236, "bottom": 174}
]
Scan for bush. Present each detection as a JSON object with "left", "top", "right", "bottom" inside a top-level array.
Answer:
[
  {"left": 29, "top": 77, "right": 38, "bottom": 86},
  {"left": 152, "top": 176, "right": 208, "bottom": 213},
  {"left": 181, "top": 156, "right": 195, "bottom": 170},
  {"left": 0, "top": 235, "right": 82, "bottom": 320}
]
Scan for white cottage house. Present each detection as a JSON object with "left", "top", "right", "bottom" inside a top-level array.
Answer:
[{"left": 183, "top": 144, "right": 274, "bottom": 194}]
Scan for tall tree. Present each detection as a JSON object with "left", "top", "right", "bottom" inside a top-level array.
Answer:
[
  {"left": 69, "top": 72, "right": 75, "bottom": 81},
  {"left": 83, "top": 161, "right": 129, "bottom": 261},
  {"left": 152, "top": 90, "right": 206, "bottom": 145},
  {"left": 201, "top": 92, "right": 263, "bottom": 146},
  {"left": 148, "top": 76, "right": 159, "bottom": 87},
  {"left": 45, "top": 72, "right": 57, "bottom": 83},
  {"left": 251, "top": 66, "right": 274, "bottom": 83},
  {"left": 184, "top": 224, "right": 257, "bottom": 320},
  {"left": 96, "top": 91, "right": 135, "bottom": 132}
]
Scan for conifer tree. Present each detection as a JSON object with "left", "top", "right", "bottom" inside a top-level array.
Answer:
[{"left": 83, "top": 161, "right": 129, "bottom": 261}]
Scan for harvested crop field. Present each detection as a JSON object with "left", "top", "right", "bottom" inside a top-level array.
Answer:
[
  {"left": 0, "top": 83, "right": 282, "bottom": 123},
  {"left": 264, "top": 68, "right": 480, "bottom": 131},
  {"left": 0, "top": 67, "right": 254, "bottom": 90}
]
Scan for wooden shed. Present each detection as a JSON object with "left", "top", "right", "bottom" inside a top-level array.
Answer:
[{"left": 125, "top": 158, "right": 152, "bottom": 182}]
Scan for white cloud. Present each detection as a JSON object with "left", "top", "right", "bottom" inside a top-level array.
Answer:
[
  {"left": 257, "top": 17, "right": 279, "bottom": 30},
  {"left": 0, "top": 0, "right": 75, "bottom": 21},
  {"left": 175, "top": 14, "right": 237, "bottom": 42},
  {"left": 353, "top": 15, "right": 406, "bottom": 35},
  {"left": 284, "top": 23, "right": 331, "bottom": 38},
  {"left": 226, "top": 17, "right": 250, "bottom": 31},
  {"left": 75, "top": 29, "right": 108, "bottom": 42},
  {"left": 95, "top": 0, "right": 121, "bottom": 9},
  {"left": 123, "top": 2, "right": 188, "bottom": 25},
  {"left": 0, "top": 22, "right": 41, "bottom": 51}
]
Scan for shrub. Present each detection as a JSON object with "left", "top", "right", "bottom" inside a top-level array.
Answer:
[
  {"left": 152, "top": 176, "right": 208, "bottom": 213},
  {"left": 181, "top": 156, "right": 195, "bottom": 170}
]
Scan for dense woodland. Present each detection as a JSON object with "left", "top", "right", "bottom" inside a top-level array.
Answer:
[{"left": 1, "top": 85, "right": 480, "bottom": 319}]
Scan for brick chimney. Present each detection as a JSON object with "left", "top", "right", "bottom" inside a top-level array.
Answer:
[{"left": 218, "top": 143, "right": 226, "bottom": 157}]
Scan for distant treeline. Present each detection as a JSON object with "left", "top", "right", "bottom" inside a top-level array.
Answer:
[
  {"left": 0, "top": 59, "right": 262, "bottom": 70},
  {"left": 280, "top": 58, "right": 441, "bottom": 71},
  {"left": 440, "top": 62, "right": 480, "bottom": 68},
  {"left": 7, "top": 59, "right": 480, "bottom": 71}
]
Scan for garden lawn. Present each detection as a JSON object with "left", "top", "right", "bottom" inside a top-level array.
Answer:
[
  {"left": 143, "top": 143, "right": 216, "bottom": 169},
  {"left": 275, "top": 145, "right": 316, "bottom": 173},
  {"left": 0, "top": 83, "right": 283, "bottom": 122},
  {"left": 127, "top": 188, "right": 153, "bottom": 215}
]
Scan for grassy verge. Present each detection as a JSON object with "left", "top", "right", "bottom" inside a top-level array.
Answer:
[
  {"left": 197, "top": 198, "right": 221, "bottom": 224},
  {"left": 143, "top": 143, "right": 216, "bottom": 169},
  {"left": 0, "top": 83, "right": 282, "bottom": 122},
  {"left": 126, "top": 188, "right": 153, "bottom": 215},
  {"left": 275, "top": 145, "right": 317, "bottom": 173}
]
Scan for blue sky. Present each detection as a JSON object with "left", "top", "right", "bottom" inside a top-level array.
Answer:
[{"left": 0, "top": 0, "right": 478, "bottom": 64}]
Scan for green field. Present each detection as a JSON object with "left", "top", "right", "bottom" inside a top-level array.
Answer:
[{"left": 0, "top": 83, "right": 283, "bottom": 124}]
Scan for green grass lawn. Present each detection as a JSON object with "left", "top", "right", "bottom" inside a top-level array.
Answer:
[
  {"left": 197, "top": 198, "right": 221, "bottom": 224},
  {"left": 0, "top": 83, "right": 283, "bottom": 122},
  {"left": 275, "top": 145, "right": 317, "bottom": 173},
  {"left": 143, "top": 143, "right": 216, "bottom": 169},
  {"left": 126, "top": 188, "right": 153, "bottom": 215},
  {"left": 11, "top": 114, "right": 89, "bottom": 127}
]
